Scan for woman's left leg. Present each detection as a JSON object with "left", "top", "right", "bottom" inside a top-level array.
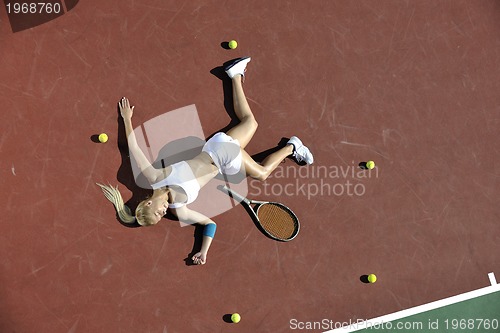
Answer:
[
  {"left": 241, "top": 145, "right": 294, "bottom": 181},
  {"left": 226, "top": 74, "right": 258, "bottom": 149}
]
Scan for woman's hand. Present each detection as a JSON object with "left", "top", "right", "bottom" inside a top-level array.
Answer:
[
  {"left": 119, "top": 97, "right": 134, "bottom": 120},
  {"left": 192, "top": 252, "right": 207, "bottom": 265}
]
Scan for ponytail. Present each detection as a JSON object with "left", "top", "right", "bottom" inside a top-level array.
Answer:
[{"left": 96, "top": 183, "right": 136, "bottom": 224}]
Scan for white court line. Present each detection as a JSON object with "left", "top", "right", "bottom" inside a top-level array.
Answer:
[
  {"left": 488, "top": 272, "right": 497, "bottom": 286},
  {"left": 327, "top": 273, "right": 500, "bottom": 333}
]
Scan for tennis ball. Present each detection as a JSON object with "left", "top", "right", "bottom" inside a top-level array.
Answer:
[
  {"left": 231, "top": 313, "right": 241, "bottom": 323},
  {"left": 98, "top": 133, "right": 108, "bottom": 143},
  {"left": 368, "top": 274, "right": 377, "bottom": 283},
  {"left": 228, "top": 40, "right": 238, "bottom": 49},
  {"left": 366, "top": 161, "right": 375, "bottom": 170}
]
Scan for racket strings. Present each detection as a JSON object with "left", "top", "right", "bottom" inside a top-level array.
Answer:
[{"left": 257, "top": 203, "right": 298, "bottom": 240}]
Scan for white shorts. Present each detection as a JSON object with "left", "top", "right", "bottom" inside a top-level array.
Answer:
[{"left": 202, "top": 132, "right": 242, "bottom": 175}]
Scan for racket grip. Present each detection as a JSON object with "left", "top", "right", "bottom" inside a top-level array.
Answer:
[{"left": 221, "top": 185, "right": 250, "bottom": 204}]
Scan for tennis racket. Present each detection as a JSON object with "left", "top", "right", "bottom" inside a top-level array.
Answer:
[{"left": 220, "top": 185, "right": 300, "bottom": 241}]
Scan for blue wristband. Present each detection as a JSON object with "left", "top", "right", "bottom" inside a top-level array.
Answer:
[{"left": 203, "top": 223, "right": 216, "bottom": 238}]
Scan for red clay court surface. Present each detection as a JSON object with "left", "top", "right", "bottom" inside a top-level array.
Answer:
[{"left": 1, "top": 1, "right": 499, "bottom": 332}]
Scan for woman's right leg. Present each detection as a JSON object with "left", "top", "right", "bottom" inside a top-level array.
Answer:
[
  {"left": 241, "top": 145, "right": 294, "bottom": 181},
  {"left": 226, "top": 74, "right": 258, "bottom": 149}
]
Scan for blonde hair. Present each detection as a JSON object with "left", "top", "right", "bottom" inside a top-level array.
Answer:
[{"left": 96, "top": 183, "right": 156, "bottom": 226}]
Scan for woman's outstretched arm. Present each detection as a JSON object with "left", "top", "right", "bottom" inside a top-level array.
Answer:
[
  {"left": 119, "top": 97, "right": 162, "bottom": 183},
  {"left": 171, "top": 206, "right": 217, "bottom": 265}
]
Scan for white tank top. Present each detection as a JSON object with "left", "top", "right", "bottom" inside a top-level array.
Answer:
[{"left": 151, "top": 161, "right": 200, "bottom": 208}]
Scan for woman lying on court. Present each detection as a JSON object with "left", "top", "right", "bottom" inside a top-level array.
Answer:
[{"left": 97, "top": 57, "right": 313, "bottom": 265}]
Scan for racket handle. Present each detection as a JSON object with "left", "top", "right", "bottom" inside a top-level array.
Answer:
[{"left": 221, "top": 185, "right": 251, "bottom": 204}]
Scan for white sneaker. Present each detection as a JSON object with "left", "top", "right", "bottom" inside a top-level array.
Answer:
[
  {"left": 287, "top": 136, "right": 314, "bottom": 164},
  {"left": 224, "top": 57, "right": 251, "bottom": 79}
]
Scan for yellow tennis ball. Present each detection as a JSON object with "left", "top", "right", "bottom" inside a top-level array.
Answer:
[
  {"left": 98, "top": 133, "right": 108, "bottom": 143},
  {"left": 366, "top": 161, "right": 375, "bottom": 170},
  {"left": 231, "top": 313, "right": 241, "bottom": 323},
  {"left": 228, "top": 40, "right": 238, "bottom": 49},
  {"left": 368, "top": 274, "right": 377, "bottom": 283}
]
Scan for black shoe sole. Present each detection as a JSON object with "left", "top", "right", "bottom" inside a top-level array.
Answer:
[{"left": 223, "top": 57, "right": 251, "bottom": 72}]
